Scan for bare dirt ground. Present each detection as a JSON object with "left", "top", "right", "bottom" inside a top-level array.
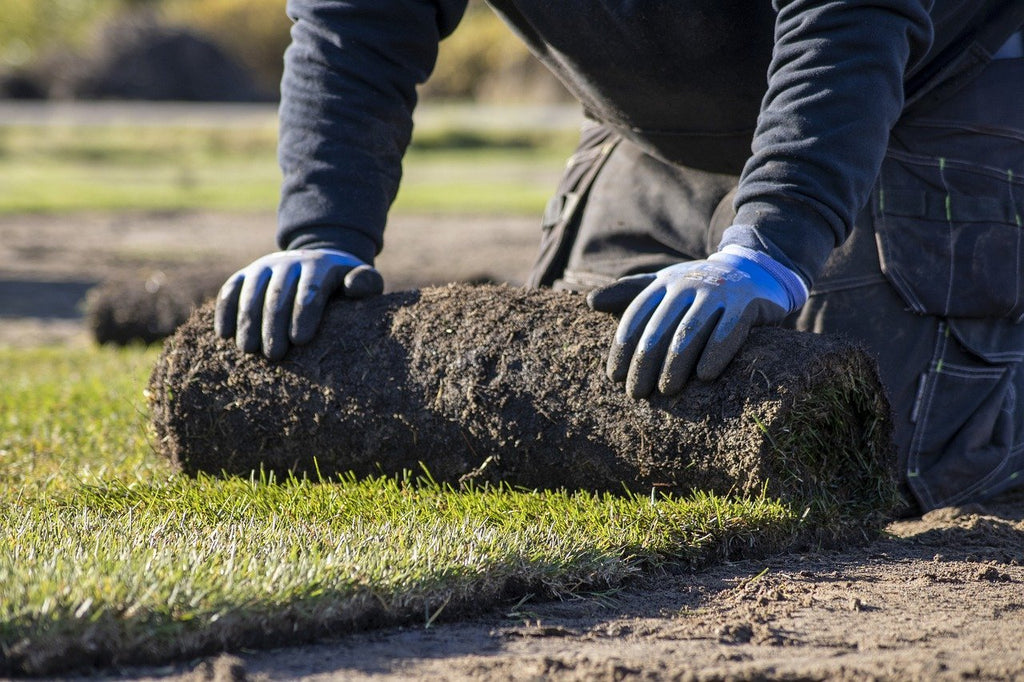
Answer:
[
  {"left": 0, "top": 210, "right": 541, "bottom": 348},
  {"left": 4, "top": 211, "right": 1023, "bottom": 681}
]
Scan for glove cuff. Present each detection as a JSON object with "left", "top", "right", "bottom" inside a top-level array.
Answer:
[
  {"left": 713, "top": 244, "right": 809, "bottom": 312},
  {"left": 283, "top": 226, "right": 378, "bottom": 266}
]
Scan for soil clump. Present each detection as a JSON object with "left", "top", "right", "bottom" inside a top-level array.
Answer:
[
  {"left": 54, "top": 15, "right": 272, "bottom": 102},
  {"left": 85, "top": 267, "right": 230, "bottom": 346}
]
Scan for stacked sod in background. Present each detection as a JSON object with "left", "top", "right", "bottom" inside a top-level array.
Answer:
[
  {"left": 85, "top": 266, "right": 231, "bottom": 345},
  {"left": 149, "top": 284, "right": 900, "bottom": 545}
]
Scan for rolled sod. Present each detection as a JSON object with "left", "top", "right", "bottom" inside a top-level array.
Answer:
[
  {"left": 149, "top": 284, "right": 900, "bottom": 542},
  {"left": 85, "top": 267, "right": 230, "bottom": 346}
]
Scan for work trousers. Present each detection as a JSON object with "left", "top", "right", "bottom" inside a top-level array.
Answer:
[{"left": 528, "top": 57, "right": 1024, "bottom": 512}]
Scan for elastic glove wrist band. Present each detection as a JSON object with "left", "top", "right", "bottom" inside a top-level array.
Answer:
[{"left": 712, "top": 244, "right": 810, "bottom": 311}]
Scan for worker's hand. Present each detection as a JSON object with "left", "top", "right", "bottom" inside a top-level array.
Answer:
[
  {"left": 586, "top": 247, "right": 807, "bottom": 398},
  {"left": 215, "top": 249, "right": 384, "bottom": 361}
]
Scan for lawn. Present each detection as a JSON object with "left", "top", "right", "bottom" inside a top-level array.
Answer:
[
  {"left": 0, "top": 346, "right": 806, "bottom": 675},
  {"left": 0, "top": 114, "right": 573, "bottom": 215}
]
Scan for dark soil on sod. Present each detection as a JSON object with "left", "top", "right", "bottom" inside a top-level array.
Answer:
[{"left": 149, "top": 284, "right": 900, "bottom": 545}]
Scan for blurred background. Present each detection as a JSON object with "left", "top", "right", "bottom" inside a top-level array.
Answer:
[
  {"left": 0, "top": 0, "right": 581, "bottom": 347},
  {"left": 0, "top": 0, "right": 571, "bottom": 102}
]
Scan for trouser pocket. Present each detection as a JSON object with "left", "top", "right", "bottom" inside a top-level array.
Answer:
[
  {"left": 905, "top": 321, "right": 1024, "bottom": 509},
  {"left": 527, "top": 121, "right": 618, "bottom": 288},
  {"left": 869, "top": 59, "right": 1024, "bottom": 508},
  {"left": 875, "top": 58, "right": 1024, "bottom": 320},
  {"left": 870, "top": 166, "right": 1024, "bottom": 508},
  {"left": 874, "top": 150, "right": 1024, "bottom": 320},
  {"left": 530, "top": 127, "right": 739, "bottom": 291}
]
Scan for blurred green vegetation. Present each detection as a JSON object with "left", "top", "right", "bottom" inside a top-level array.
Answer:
[
  {"left": 0, "top": 123, "right": 281, "bottom": 213},
  {"left": 425, "top": 2, "right": 552, "bottom": 101},
  {"left": 0, "top": 119, "right": 576, "bottom": 214},
  {"left": 1, "top": 0, "right": 121, "bottom": 68},
  {"left": 0, "top": 0, "right": 290, "bottom": 93},
  {"left": 0, "top": 0, "right": 545, "bottom": 100}
]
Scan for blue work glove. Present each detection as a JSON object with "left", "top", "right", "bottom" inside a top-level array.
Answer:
[
  {"left": 215, "top": 248, "right": 384, "bottom": 361},
  {"left": 586, "top": 245, "right": 808, "bottom": 398}
]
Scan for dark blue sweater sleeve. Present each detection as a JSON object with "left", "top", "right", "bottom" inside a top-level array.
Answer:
[
  {"left": 724, "top": 0, "right": 934, "bottom": 285},
  {"left": 277, "top": 0, "right": 468, "bottom": 264}
]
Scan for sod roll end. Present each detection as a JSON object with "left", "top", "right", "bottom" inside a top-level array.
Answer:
[
  {"left": 149, "top": 284, "right": 900, "bottom": 546},
  {"left": 85, "top": 267, "right": 230, "bottom": 346}
]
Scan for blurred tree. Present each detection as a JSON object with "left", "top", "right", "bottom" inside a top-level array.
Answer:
[
  {"left": 162, "top": 0, "right": 290, "bottom": 94},
  {"left": 424, "top": 0, "right": 567, "bottom": 102},
  {"left": 0, "top": 0, "right": 565, "bottom": 102},
  {"left": 0, "top": 0, "right": 119, "bottom": 68}
]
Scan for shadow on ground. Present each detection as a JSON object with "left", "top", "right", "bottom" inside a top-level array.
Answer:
[{"left": 0, "top": 279, "right": 97, "bottom": 319}]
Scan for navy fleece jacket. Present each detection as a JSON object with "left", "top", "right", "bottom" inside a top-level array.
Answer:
[{"left": 276, "top": 0, "right": 1012, "bottom": 286}]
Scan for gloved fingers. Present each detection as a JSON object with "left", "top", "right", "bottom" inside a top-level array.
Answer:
[
  {"left": 343, "top": 264, "right": 385, "bottom": 299},
  {"left": 290, "top": 262, "right": 347, "bottom": 346},
  {"left": 658, "top": 307, "right": 720, "bottom": 396},
  {"left": 624, "top": 292, "right": 696, "bottom": 399},
  {"left": 695, "top": 307, "right": 758, "bottom": 382},
  {"left": 214, "top": 271, "right": 245, "bottom": 340},
  {"left": 586, "top": 273, "right": 657, "bottom": 314},
  {"left": 235, "top": 266, "right": 273, "bottom": 354},
  {"left": 606, "top": 286, "right": 666, "bottom": 383},
  {"left": 261, "top": 262, "right": 302, "bottom": 361}
]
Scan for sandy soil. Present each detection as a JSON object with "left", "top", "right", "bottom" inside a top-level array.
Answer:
[
  {"left": 5, "top": 211, "right": 1024, "bottom": 681},
  {"left": 0, "top": 210, "right": 541, "bottom": 347}
]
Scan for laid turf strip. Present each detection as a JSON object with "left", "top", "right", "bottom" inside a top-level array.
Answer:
[
  {"left": 0, "top": 476, "right": 797, "bottom": 676},
  {"left": 84, "top": 266, "right": 230, "bottom": 346},
  {"left": 150, "top": 284, "right": 900, "bottom": 543}
]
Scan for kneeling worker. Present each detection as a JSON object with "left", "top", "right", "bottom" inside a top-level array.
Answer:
[{"left": 215, "top": 0, "right": 1024, "bottom": 514}]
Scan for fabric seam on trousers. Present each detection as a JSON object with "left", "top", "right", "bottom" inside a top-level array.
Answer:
[
  {"left": 908, "top": 321, "right": 948, "bottom": 511},
  {"left": 806, "top": 274, "right": 889, "bottom": 295}
]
